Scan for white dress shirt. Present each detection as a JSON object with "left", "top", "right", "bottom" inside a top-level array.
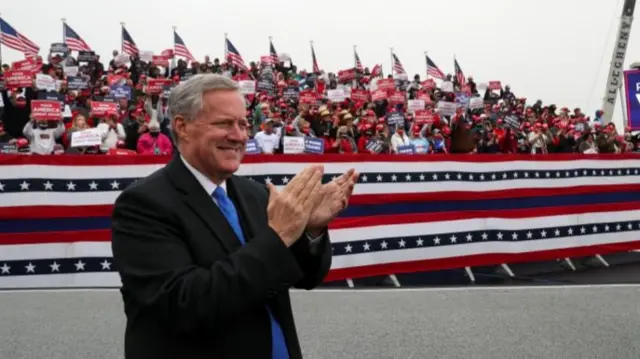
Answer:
[{"left": 180, "top": 156, "right": 324, "bottom": 249}]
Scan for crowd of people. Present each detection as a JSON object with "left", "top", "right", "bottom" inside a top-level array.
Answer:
[{"left": 1, "top": 49, "right": 638, "bottom": 156}]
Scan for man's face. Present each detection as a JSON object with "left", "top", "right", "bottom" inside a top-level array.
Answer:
[{"left": 179, "top": 90, "right": 248, "bottom": 180}]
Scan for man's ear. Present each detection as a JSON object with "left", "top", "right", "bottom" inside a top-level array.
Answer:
[{"left": 173, "top": 115, "right": 188, "bottom": 143}]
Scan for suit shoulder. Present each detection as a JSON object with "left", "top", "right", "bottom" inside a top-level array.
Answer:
[{"left": 114, "top": 166, "right": 173, "bottom": 206}]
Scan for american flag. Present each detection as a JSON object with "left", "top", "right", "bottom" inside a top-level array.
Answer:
[
  {"left": 173, "top": 30, "right": 195, "bottom": 62},
  {"left": 63, "top": 22, "right": 91, "bottom": 52},
  {"left": 0, "top": 17, "right": 39, "bottom": 57},
  {"left": 121, "top": 26, "right": 139, "bottom": 56},
  {"left": 311, "top": 43, "right": 320, "bottom": 73},
  {"left": 225, "top": 38, "right": 248, "bottom": 71},
  {"left": 269, "top": 39, "right": 279, "bottom": 64},
  {"left": 370, "top": 64, "right": 382, "bottom": 78},
  {"left": 454, "top": 58, "right": 466, "bottom": 86},
  {"left": 354, "top": 50, "right": 363, "bottom": 72},
  {"left": 392, "top": 53, "right": 406, "bottom": 75},
  {"left": 2, "top": 154, "right": 640, "bottom": 288},
  {"left": 426, "top": 54, "right": 445, "bottom": 80}
]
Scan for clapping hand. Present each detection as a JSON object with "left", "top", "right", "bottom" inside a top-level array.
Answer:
[{"left": 306, "top": 169, "right": 358, "bottom": 235}]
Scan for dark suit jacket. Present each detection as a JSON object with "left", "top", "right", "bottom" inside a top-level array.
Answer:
[{"left": 111, "top": 155, "right": 332, "bottom": 359}]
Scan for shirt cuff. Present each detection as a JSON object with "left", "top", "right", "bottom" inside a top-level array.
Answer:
[{"left": 305, "top": 230, "right": 325, "bottom": 255}]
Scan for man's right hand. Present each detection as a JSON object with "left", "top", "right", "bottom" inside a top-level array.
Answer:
[{"left": 267, "top": 165, "right": 324, "bottom": 247}]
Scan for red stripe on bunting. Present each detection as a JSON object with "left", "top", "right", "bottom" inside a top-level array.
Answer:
[
  {"left": 0, "top": 205, "right": 114, "bottom": 220},
  {"left": 324, "top": 239, "right": 640, "bottom": 282},
  {"left": 0, "top": 230, "right": 111, "bottom": 245},
  {"left": 1, "top": 153, "right": 640, "bottom": 166},
  {"left": 1, "top": 203, "right": 638, "bottom": 245},
  {"left": 3, "top": 184, "right": 638, "bottom": 220},
  {"left": 329, "top": 202, "right": 640, "bottom": 229},
  {"left": 348, "top": 184, "right": 640, "bottom": 205}
]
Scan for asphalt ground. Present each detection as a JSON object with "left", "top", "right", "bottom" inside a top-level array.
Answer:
[{"left": 1, "top": 285, "right": 639, "bottom": 359}]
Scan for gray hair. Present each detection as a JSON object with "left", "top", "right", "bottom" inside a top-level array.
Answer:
[{"left": 167, "top": 74, "right": 240, "bottom": 144}]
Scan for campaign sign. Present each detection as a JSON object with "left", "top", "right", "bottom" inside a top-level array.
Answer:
[
  {"left": 91, "top": 101, "right": 118, "bottom": 117},
  {"left": 111, "top": 85, "right": 132, "bottom": 100},
  {"left": 245, "top": 139, "right": 261, "bottom": 154},
  {"left": 303, "top": 137, "right": 324, "bottom": 154},
  {"left": 623, "top": 70, "right": 640, "bottom": 130},
  {"left": 37, "top": 91, "right": 65, "bottom": 102},
  {"left": 31, "top": 100, "right": 62, "bottom": 121},
  {"left": 67, "top": 76, "right": 89, "bottom": 90},
  {"left": 396, "top": 145, "right": 415, "bottom": 154}
]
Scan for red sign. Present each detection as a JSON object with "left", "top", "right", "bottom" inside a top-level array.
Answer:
[
  {"left": 161, "top": 49, "right": 174, "bottom": 59},
  {"left": 299, "top": 90, "right": 317, "bottom": 105},
  {"left": 414, "top": 110, "right": 435, "bottom": 124},
  {"left": 338, "top": 69, "right": 356, "bottom": 83},
  {"left": 376, "top": 78, "right": 395, "bottom": 92},
  {"left": 371, "top": 89, "right": 388, "bottom": 102},
  {"left": 421, "top": 79, "right": 436, "bottom": 90},
  {"left": 350, "top": 89, "right": 370, "bottom": 102},
  {"left": 31, "top": 100, "right": 62, "bottom": 121},
  {"left": 488, "top": 81, "right": 502, "bottom": 90},
  {"left": 91, "top": 102, "right": 118, "bottom": 117},
  {"left": 107, "top": 74, "right": 125, "bottom": 86},
  {"left": 12, "top": 58, "right": 37, "bottom": 73},
  {"left": 146, "top": 78, "right": 172, "bottom": 94},
  {"left": 416, "top": 91, "right": 433, "bottom": 104},
  {"left": 4, "top": 70, "right": 33, "bottom": 88},
  {"left": 152, "top": 56, "right": 169, "bottom": 67},
  {"left": 388, "top": 91, "right": 405, "bottom": 104}
]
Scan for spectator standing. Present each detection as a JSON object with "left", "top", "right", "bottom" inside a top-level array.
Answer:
[
  {"left": 137, "top": 120, "right": 173, "bottom": 155},
  {"left": 97, "top": 115, "right": 126, "bottom": 150},
  {"left": 254, "top": 118, "right": 280, "bottom": 154},
  {"left": 22, "top": 119, "right": 65, "bottom": 155}
]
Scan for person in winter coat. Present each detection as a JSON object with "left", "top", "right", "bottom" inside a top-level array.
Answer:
[
  {"left": 97, "top": 115, "right": 126, "bottom": 150},
  {"left": 23, "top": 119, "right": 65, "bottom": 155},
  {"left": 136, "top": 119, "right": 173, "bottom": 155}
]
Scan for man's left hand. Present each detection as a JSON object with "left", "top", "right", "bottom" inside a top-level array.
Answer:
[{"left": 306, "top": 169, "right": 358, "bottom": 235}]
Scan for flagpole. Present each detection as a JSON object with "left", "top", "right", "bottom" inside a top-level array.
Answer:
[
  {"left": 61, "top": 18, "right": 66, "bottom": 44},
  {"left": 224, "top": 33, "right": 228, "bottom": 63},
  {"left": 171, "top": 25, "right": 177, "bottom": 71},
  {"left": 0, "top": 13, "right": 3, "bottom": 66},
  {"left": 353, "top": 44, "right": 358, "bottom": 87},
  {"left": 309, "top": 40, "right": 314, "bottom": 73},
  {"left": 390, "top": 47, "right": 394, "bottom": 77},
  {"left": 120, "top": 22, "right": 125, "bottom": 55},
  {"left": 424, "top": 51, "right": 428, "bottom": 79}
]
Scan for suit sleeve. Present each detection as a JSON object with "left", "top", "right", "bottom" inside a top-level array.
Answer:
[
  {"left": 289, "top": 230, "right": 332, "bottom": 290},
  {"left": 111, "top": 187, "right": 306, "bottom": 333}
]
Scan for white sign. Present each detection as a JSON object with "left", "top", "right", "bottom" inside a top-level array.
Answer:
[
  {"left": 115, "top": 54, "right": 130, "bottom": 67},
  {"left": 238, "top": 80, "right": 256, "bottom": 95},
  {"left": 62, "top": 104, "right": 72, "bottom": 118},
  {"left": 283, "top": 136, "right": 305, "bottom": 154},
  {"left": 139, "top": 51, "right": 154, "bottom": 63},
  {"left": 436, "top": 101, "right": 457, "bottom": 116},
  {"left": 35, "top": 74, "right": 56, "bottom": 91},
  {"left": 469, "top": 97, "right": 484, "bottom": 109},
  {"left": 336, "top": 85, "right": 351, "bottom": 99},
  {"left": 63, "top": 66, "right": 79, "bottom": 77},
  {"left": 327, "top": 89, "right": 346, "bottom": 102},
  {"left": 407, "top": 99, "right": 425, "bottom": 112},
  {"left": 440, "top": 81, "right": 454, "bottom": 92},
  {"left": 71, "top": 128, "right": 102, "bottom": 148}
]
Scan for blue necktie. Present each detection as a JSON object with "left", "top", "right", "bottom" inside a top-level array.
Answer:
[{"left": 212, "top": 186, "right": 290, "bottom": 359}]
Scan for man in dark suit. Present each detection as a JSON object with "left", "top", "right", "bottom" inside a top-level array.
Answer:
[{"left": 111, "top": 73, "right": 357, "bottom": 359}]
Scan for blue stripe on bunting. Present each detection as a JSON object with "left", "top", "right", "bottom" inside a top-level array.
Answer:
[
  {"left": 1, "top": 219, "right": 639, "bottom": 277},
  {"left": 0, "top": 167, "right": 639, "bottom": 193},
  {"left": 1, "top": 192, "right": 640, "bottom": 233}
]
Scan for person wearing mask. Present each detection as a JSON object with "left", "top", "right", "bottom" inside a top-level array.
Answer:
[
  {"left": 409, "top": 126, "right": 430, "bottom": 154},
  {"left": 254, "top": 118, "right": 280, "bottom": 154},
  {"left": 22, "top": 119, "right": 65, "bottom": 155},
  {"left": 390, "top": 126, "right": 410, "bottom": 153},
  {"left": 137, "top": 120, "right": 173, "bottom": 155},
  {"left": 97, "top": 114, "right": 127, "bottom": 151}
]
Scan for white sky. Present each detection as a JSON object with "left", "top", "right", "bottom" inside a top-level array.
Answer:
[{"left": 2, "top": 0, "right": 637, "bottom": 126}]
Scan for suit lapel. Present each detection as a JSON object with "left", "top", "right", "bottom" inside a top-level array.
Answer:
[{"left": 164, "top": 156, "right": 242, "bottom": 254}]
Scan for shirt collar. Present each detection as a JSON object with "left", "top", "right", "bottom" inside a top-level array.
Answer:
[{"left": 180, "top": 155, "right": 226, "bottom": 196}]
